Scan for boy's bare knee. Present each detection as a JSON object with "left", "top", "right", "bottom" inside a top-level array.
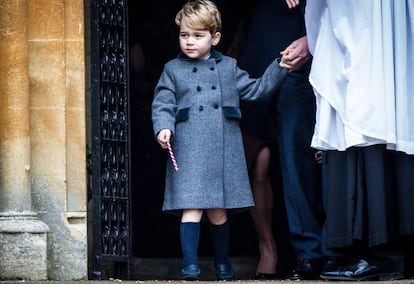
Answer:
[{"left": 206, "top": 209, "right": 227, "bottom": 225}]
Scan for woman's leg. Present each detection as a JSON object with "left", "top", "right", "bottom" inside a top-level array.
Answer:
[{"left": 249, "top": 146, "right": 277, "bottom": 275}]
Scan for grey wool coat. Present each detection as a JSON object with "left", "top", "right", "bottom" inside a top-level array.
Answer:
[{"left": 151, "top": 49, "right": 288, "bottom": 213}]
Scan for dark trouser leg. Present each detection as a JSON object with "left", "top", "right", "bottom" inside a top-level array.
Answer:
[{"left": 275, "top": 98, "right": 323, "bottom": 260}]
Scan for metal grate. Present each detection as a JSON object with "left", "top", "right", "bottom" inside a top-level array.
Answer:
[{"left": 90, "top": 0, "right": 130, "bottom": 279}]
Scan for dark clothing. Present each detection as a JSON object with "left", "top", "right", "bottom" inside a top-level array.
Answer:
[
  {"left": 325, "top": 146, "right": 414, "bottom": 249},
  {"left": 394, "top": 152, "right": 414, "bottom": 236},
  {"left": 273, "top": 68, "right": 323, "bottom": 259},
  {"left": 238, "top": 0, "right": 324, "bottom": 259},
  {"left": 239, "top": 0, "right": 306, "bottom": 76},
  {"left": 239, "top": 0, "right": 308, "bottom": 138}
]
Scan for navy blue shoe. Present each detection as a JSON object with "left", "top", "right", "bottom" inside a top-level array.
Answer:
[
  {"left": 181, "top": 264, "right": 200, "bottom": 280},
  {"left": 215, "top": 263, "right": 234, "bottom": 280}
]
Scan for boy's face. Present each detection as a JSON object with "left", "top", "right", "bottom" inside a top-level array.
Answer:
[{"left": 179, "top": 19, "right": 221, "bottom": 59}]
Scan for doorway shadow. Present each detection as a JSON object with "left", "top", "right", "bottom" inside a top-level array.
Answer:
[{"left": 128, "top": 0, "right": 294, "bottom": 279}]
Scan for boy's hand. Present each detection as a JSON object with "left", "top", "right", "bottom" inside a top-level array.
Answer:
[
  {"left": 279, "top": 57, "right": 290, "bottom": 70},
  {"left": 157, "top": 129, "right": 172, "bottom": 149},
  {"left": 280, "top": 36, "right": 310, "bottom": 71}
]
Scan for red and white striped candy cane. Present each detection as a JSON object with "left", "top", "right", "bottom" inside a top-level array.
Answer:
[{"left": 166, "top": 141, "right": 179, "bottom": 171}]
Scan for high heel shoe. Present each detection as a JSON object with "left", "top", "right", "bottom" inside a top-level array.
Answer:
[{"left": 253, "top": 272, "right": 277, "bottom": 279}]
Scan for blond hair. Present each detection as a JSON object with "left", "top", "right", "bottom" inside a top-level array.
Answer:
[{"left": 175, "top": 0, "right": 222, "bottom": 34}]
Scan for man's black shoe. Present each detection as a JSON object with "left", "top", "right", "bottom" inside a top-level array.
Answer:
[
  {"left": 320, "top": 257, "right": 404, "bottom": 281},
  {"left": 289, "top": 257, "right": 322, "bottom": 280},
  {"left": 321, "top": 256, "right": 345, "bottom": 276}
]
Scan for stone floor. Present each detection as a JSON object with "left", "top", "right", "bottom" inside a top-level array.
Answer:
[
  {"left": 1, "top": 280, "right": 414, "bottom": 284},
  {"left": 131, "top": 257, "right": 257, "bottom": 281},
  {"left": 91, "top": 257, "right": 414, "bottom": 283},
  {"left": 1, "top": 257, "right": 414, "bottom": 284}
]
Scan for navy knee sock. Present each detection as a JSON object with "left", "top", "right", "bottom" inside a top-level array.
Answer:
[
  {"left": 209, "top": 221, "right": 230, "bottom": 265},
  {"left": 180, "top": 222, "right": 200, "bottom": 267}
]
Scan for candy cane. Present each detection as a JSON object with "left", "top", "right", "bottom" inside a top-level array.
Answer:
[{"left": 166, "top": 141, "right": 179, "bottom": 171}]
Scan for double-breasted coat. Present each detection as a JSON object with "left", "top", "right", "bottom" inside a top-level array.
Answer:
[{"left": 151, "top": 50, "right": 287, "bottom": 213}]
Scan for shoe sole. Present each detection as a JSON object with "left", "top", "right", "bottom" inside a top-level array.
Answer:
[
  {"left": 253, "top": 273, "right": 277, "bottom": 280},
  {"left": 320, "top": 272, "right": 404, "bottom": 281},
  {"left": 216, "top": 277, "right": 234, "bottom": 281},
  {"left": 216, "top": 274, "right": 235, "bottom": 281},
  {"left": 181, "top": 275, "right": 200, "bottom": 281}
]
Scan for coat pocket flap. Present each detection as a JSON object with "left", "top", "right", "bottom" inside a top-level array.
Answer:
[
  {"left": 223, "top": 106, "right": 242, "bottom": 119},
  {"left": 175, "top": 107, "right": 190, "bottom": 122}
]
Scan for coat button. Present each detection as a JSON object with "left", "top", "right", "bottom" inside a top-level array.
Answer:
[
  {"left": 213, "top": 103, "right": 219, "bottom": 109},
  {"left": 193, "top": 67, "right": 197, "bottom": 72},
  {"left": 197, "top": 86, "right": 201, "bottom": 91},
  {"left": 211, "top": 86, "right": 216, "bottom": 90},
  {"left": 199, "top": 106, "right": 204, "bottom": 111},
  {"left": 210, "top": 67, "right": 215, "bottom": 71}
]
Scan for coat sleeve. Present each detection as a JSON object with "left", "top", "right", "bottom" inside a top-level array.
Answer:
[
  {"left": 151, "top": 64, "right": 177, "bottom": 138},
  {"left": 235, "top": 58, "right": 288, "bottom": 101}
]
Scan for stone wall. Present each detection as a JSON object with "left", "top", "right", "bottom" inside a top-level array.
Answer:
[{"left": 0, "top": 0, "right": 87, "bottom": 280}]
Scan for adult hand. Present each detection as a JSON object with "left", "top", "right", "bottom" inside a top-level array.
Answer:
[
  {"left": 280, "top": 36, "right": 310, "bottom": 70},
  {"left": 157, "top": 129, "right": 172, "bottom": 149},
  {"left": 285, "top": 0, "right": 300, "bottom": 9}
]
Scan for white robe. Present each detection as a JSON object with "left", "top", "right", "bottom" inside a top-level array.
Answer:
[{"left": 305, "top": 0, "right": 414, "bottom": 154}]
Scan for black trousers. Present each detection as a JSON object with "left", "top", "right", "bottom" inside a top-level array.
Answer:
[{"left": 324, "top": 145, "right": 414, "bottom": 250}]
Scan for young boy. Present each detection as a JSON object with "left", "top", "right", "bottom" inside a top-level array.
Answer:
[{"left": 151, "top": 0, "right": 291, "bottom": 280}]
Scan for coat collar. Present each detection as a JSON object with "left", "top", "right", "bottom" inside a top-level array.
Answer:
[{"left": 177, "top": 49, "right": 222, "bottom": 62}]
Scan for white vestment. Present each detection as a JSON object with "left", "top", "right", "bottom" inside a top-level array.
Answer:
[{"left": 305, "top": 0, "right": 414, "bottom": 154}]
